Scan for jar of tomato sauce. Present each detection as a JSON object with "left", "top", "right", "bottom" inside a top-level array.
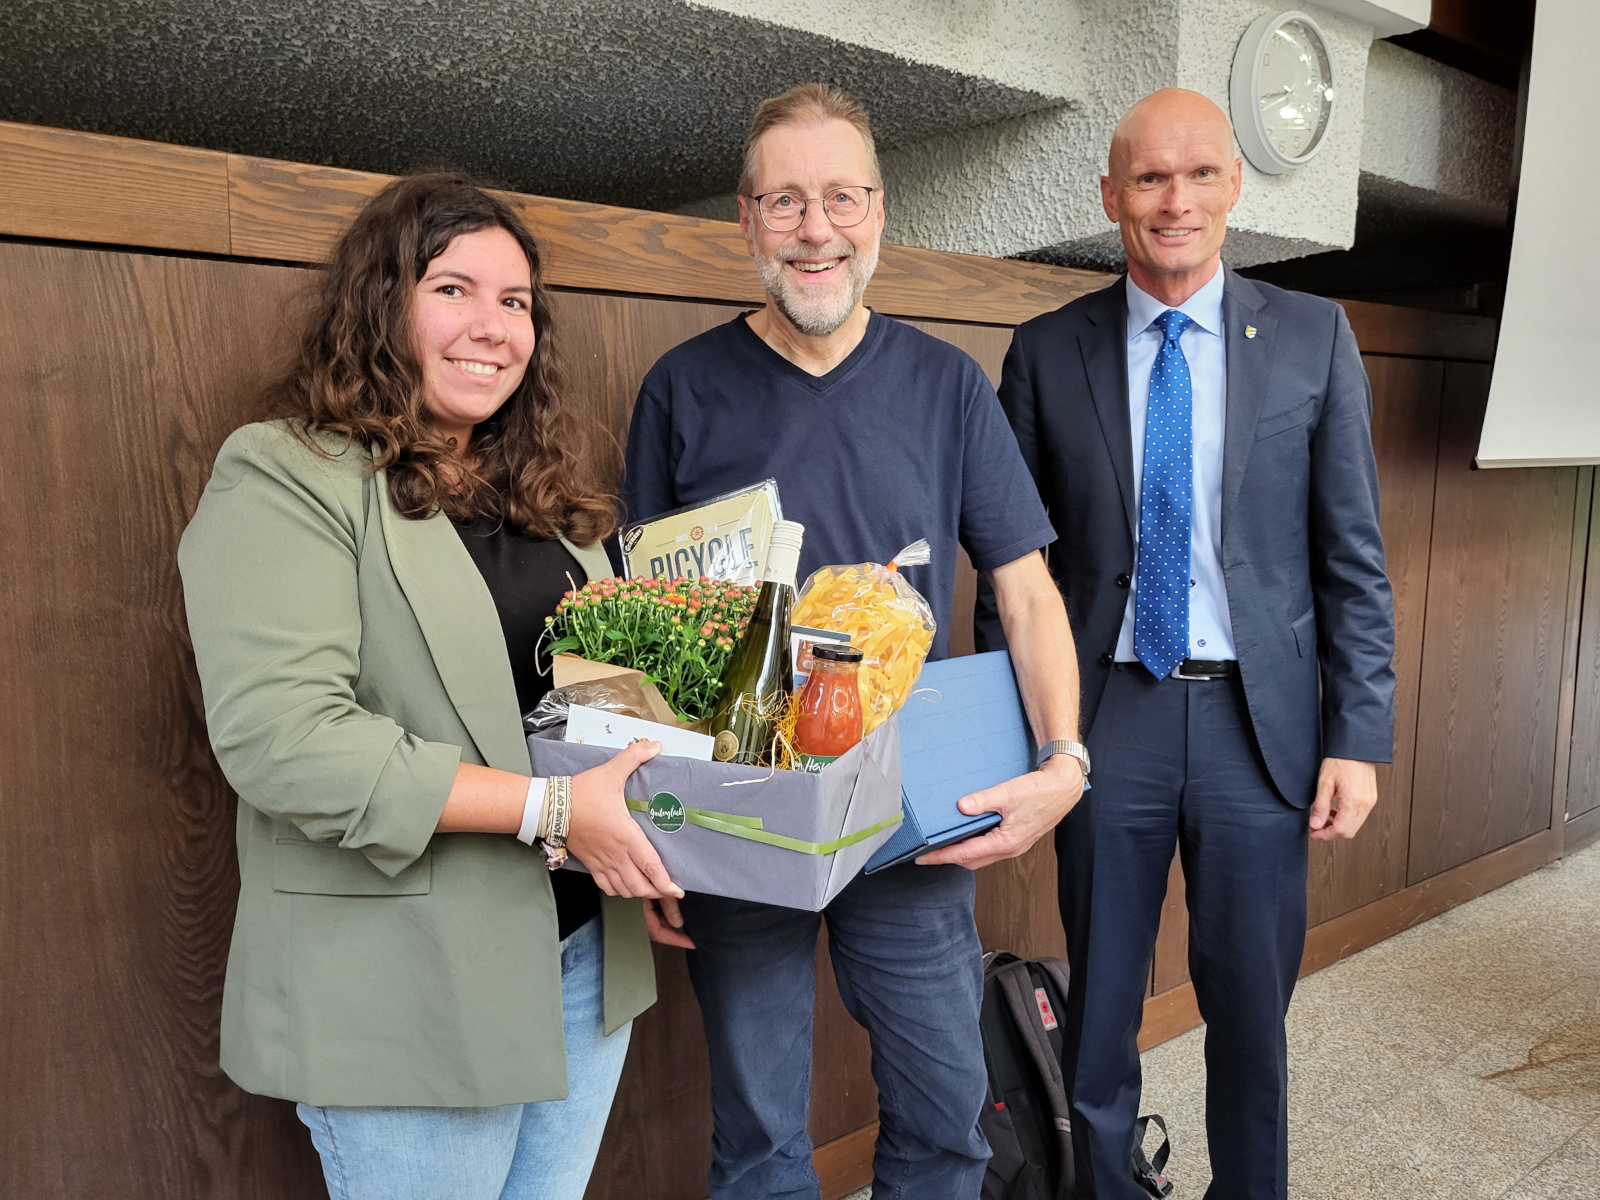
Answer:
[{"left": 794, "top": 644, "right": 864, "bottom": 773}]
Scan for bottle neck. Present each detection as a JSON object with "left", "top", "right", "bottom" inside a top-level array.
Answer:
[
  {"left": 761, "top": 569, "right": 796, "bottom": 590},
  {"left": 752, "top": 577, "right": 792, "bottom": 620},
  {"left": 761, "top": 561, "right": 798, "bottom": 590},
  {"left": 761, "top": 525, "right": 803, "bottom": 591}
]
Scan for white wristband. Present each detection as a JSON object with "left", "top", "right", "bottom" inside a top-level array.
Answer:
[{"left": 516, "top": 777, "right": 550, "bottom": 846}]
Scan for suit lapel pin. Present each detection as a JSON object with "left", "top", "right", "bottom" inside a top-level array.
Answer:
[{"left": 1245, "top": 325, "right": 1258, "bottom": 339}]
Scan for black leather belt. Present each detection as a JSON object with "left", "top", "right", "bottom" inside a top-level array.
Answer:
[{"left": 1173, "top": 659, "right": 1236, "bottom": 680}]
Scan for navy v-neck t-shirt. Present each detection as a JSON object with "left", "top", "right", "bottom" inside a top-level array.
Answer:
[{"left": 622, "top": 311, "right": 1053, "bottom": 662}]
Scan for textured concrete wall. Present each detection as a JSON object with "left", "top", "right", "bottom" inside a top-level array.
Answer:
[
  {"left": 2, "top": 0, "right": 1509, "bottom": 270},
  {"left": 1178, "top": 1, "right": 1373, "bottom": 267},
  {"left": 1361, "top": 39, "right": 1516, "bottom": 225},
  {"left": 691, "top": 0, "right": 1080, "bottom": 99},
  {"left": 1312, "top": 0, "right": 1428, "bottom": 38},
  {"left": 685, "top": 0, "right": 1379, "bottom": 269},
  {"left": 878, "top": 0, "right": 1180, "bottom": 266},
  {"left": 0, "top": 0, "right": 1061, "bottom": 211},
  {"left": 874, "top": 0, "right": 1378, "bottom": 267}
]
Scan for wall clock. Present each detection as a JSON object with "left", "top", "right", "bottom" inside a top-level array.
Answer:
[{"left": 1230, "top": 10, "right": 1336, "bottom": 174}]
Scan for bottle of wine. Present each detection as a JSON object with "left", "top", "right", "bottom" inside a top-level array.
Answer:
[{"left": 710, "top": 520, "right": 804, "bottom": 764}]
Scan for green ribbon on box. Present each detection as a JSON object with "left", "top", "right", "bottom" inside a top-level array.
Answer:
[{"left": 626, "top": 798, "right": 902, "bottom": 855}]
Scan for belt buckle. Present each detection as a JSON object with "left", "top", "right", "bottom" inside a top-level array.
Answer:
[{"left": 1172, "top": 661, "right": 1216, "bottom": 681}]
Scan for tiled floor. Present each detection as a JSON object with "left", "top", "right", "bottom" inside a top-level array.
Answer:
[
  {"left": 845, "top": 839, "right": 1600, "bottom": 1200},
  {"left": 1141, "top": 840, "right": 1600, "bottom": 1199}
]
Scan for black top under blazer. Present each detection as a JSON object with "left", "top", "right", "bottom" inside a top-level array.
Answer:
[{"left": 977, "top": 270, "right": 1396, "bottom": 807}]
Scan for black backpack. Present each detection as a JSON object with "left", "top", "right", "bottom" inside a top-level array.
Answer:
[{"left": 979, "top": 952, "right": 1173, "bottom": 1200}]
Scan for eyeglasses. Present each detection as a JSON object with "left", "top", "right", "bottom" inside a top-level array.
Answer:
[{"left": 749, "top": 186, "right": 876, "bottom": 232}]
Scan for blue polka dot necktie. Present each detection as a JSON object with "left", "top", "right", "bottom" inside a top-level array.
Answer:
[{"left": 1134, "top": 309, "right": 1194, "bottom": 680}]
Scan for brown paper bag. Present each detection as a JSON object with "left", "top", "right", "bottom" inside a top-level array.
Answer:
[{"left": 551, "top": 654, "right": 708, "bottom": 731}]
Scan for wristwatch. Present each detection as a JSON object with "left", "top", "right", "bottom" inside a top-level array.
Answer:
[{"left": 1036, "top": 739, "right": 1090, "bottom": 777}]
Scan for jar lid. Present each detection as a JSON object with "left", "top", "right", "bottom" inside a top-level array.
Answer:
[{"left": 811, "top": 644, "right": 863, "bottom": 663}]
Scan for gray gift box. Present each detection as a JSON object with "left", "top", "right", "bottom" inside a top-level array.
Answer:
[{"left": 526, "top": 716, "right": 903, "bottom": 911}]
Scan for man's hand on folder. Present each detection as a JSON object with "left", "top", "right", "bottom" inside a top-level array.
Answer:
[
  {"left": 916, "top": 753, "right": 1085, "bottom": 870},
  {"left": 919, "top": 550, "right": 1084, "bottom": 870}
]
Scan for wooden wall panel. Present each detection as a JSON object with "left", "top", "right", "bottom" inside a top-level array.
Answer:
[
  {"left": 1407, "top": 362, "right": 1579, "bottom": 883},
  {"left": 1563, "top": 487, "right": 1600, "bottom": 822},
  {"left": 548, "top": 291, "right": 741, "bottom": 504},
  {"left": 1307, "top": 355, "right": 1445, "bottom": 925},
  {"left": 0, "top": 172, "right": 1568, "bottom": 1200},
  {"left": 0, "top": 120, "right": 1504, "bottom": 356},
  {"left": 907, "top": 317, "right": 1013, "bottom": 384},
  {"left": 1150, "top": 857, "right": 1191, "bottom": 995},
  {"left": 0, "top": 243, "right": 323, "bottom": 1199},
  {"left": 1548, "top": 468, "right": 1593, "bottom": 844},
  {"left": 906, "top": 318, "right": 1013, "bottom": 663}
]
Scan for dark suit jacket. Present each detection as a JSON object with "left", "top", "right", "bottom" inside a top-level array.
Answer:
[{"left": 977, "top": 270, "right": 1396, "bottom": 807}]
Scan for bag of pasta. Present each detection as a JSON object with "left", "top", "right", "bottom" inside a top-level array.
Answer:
[{"left": 793, "top": 540, "right": 936, "bottom": 734}]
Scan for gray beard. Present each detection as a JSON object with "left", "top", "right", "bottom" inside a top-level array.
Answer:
[{"left": 755, "top": 238, "right": 880, "bottom": 337}]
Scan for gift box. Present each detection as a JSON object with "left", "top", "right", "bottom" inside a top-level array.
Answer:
[{"left": 526, "top": 715, "right": 904, "bottom": 911}]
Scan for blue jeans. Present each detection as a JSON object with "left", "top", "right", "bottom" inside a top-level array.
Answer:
[
  {"left": 681, "top": 862, "right": 991, "bottom": 1200},
  {"left": 296, "top": 917, "right": 631, "bottom": 1200}
]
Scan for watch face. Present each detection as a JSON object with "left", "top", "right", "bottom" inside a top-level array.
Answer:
[{"left": 1257, "top": 17, "right": 1333, "bottom": 161}]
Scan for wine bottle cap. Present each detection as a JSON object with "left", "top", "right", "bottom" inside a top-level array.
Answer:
[{"left": 763, "top": 520, "right": 804, "bottom": 588}]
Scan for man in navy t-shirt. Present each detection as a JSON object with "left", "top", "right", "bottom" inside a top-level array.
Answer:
[{"left": 624, "top": 84, "right": 1086, "bottom": 1200}]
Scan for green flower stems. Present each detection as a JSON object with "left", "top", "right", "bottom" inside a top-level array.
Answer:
[{"left": 545, "top": 575, "right": 757, "bottom": 723}]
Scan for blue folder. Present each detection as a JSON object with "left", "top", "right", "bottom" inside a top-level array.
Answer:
[{"left": 865, "top": 650, "right": 1032, "bottom": 873}]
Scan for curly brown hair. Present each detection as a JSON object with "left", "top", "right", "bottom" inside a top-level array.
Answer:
[{"left": 274, "top": 171, "right": 616, "bottom": 543}]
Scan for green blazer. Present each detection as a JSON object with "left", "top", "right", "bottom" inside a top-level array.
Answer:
[{"left": 178, "top": 421, "right": 655, "bottom": 1107}]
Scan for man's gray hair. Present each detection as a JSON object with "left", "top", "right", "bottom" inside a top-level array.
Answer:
[{"left": 737, "top": 83, "right": 883, "bottom": 196}]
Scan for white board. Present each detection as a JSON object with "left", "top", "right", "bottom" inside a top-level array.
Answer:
[{"left": 1476, "top": 0, "right": 1600, "bottom": 467}]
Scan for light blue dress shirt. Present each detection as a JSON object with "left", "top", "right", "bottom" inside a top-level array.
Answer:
[{"left": 1115, "top": 268, "right": 1236, "bottom": 663}]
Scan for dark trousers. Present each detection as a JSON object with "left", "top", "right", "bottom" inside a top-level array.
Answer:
[
  {"left": 681, "top": 862, "right": 991, "bottom": 1200},
  {"left": 1059, "top": 665, "right": 1308, "bottom": 1200}
]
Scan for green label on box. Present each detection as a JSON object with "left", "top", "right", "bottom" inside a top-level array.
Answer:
[
  {"left": 795, "top": 754, "right": 839, "bottom": 775},
  {"left": 647, "top": 792, "right": 686, "bottom": 833}
]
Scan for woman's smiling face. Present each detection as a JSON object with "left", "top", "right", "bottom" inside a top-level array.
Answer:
[{"left": 412, "top": 226, "right": 537, "bottom": 444}]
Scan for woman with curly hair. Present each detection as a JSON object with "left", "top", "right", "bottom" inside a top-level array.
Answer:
[{"left": 179, "top": 172, "right": 689, "bottom": 1200}]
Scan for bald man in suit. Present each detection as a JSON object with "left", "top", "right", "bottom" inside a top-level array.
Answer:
[{"left": 978, "top": 89, "right": 1395, "bottom": 1200}]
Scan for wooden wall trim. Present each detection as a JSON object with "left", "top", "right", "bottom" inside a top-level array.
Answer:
[
  {"left": 225, "top": 153, "right": 384, "bottom": 262},
  {"left": 1566, "top": 806, "right": 1600, "bottom": 856},
  {"left": 0, "top": 119, "right": 1108, "bottom": 326},
  {"left": 1139, "top": 981, "right": 1202, "bottom": 1052},
  {"left": 810, "top": 1121, "right": 879, "bottom": 1200},
  {"left": 1138, "top": 828, "right": 1562, "bottom": 1049},
  {"left": 714, "top": 1121, "right": 878, "bottom": 1200},
  {"left": 227, "top": 154, "right": 1110, "bottom": 324},
  {"left": 1553, "top": 468, "right": 1595, "bottom": 842},
  {"left": 1302, "top": 828, "right": 1558, "bottom": 975},
  {"left": 1339, "top": 298, "right": 1498, "bottom": 363},
  {"left": 0, "top": 121, "right": 230, "bottom": 254},
  {"left": 3, "top": 119, "right": 1500, "bottom": 348}
]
